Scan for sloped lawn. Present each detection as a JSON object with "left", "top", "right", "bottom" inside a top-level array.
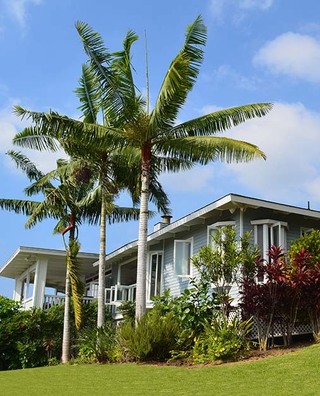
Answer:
[{"left": 1, "top": 344, "right": 320, "bottom": 396}]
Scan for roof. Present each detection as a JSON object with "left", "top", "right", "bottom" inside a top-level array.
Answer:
[
  {"left": 103, "top": 193, "right": 320, "bottom": 264},
  {"left": 0, "top": 246, "right": 99, "bottom": 290}
]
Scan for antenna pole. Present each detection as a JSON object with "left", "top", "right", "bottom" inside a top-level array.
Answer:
[{"left": 144, "top": 30, "right": 150, "bottom": 114}]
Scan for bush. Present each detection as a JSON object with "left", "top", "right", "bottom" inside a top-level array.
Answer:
[
  {"left": 192, "top": 313, "right": 252, "bottom": 363},
  {"left": 0, "top": 298, "right": 112, "bottom": 370},
  {"left": 77, "top": 322, "right": 118, "bottom": 363},
  {"left": 118, "top": 308, "right": 179, "bottom": 361}
]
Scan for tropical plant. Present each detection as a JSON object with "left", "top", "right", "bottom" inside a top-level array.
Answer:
[
  {"left": 12, "top": 64, "right": 160, "bottom": 328},
  {"left": 73, "top": 16, "right": 271, "bottom": 322},
  {"left": 239, "top": 245, "right": 301, "bottom": 350},
  {"left": 12, "top": 16, "right": 272, "bottom": 324},
  {"left": 77, "top": 322, "right": 119, "bottom": 363},
  {"left": 192, "top": 312, "right": 253, "bottom": 363},
  {"left": 192, "top": 227, "right": 257, "bottom": 316},
  {"left": 118, "top": 308, "right": 179, "bottom": 361},
  {"left": 0, "top": 152, "right": 96, "bottom": 362}
]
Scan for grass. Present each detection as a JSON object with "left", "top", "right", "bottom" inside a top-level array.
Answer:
[{"left": 1, "top": 344, "right": 320, "bottom": 395}]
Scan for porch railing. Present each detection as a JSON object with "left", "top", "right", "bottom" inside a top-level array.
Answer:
[
  {"left": 42, "top": 295, "right": 94, "bottom": 310},
  {"left": 42, "top": 284, "right": 137, "bottom": 311},
  {"left": 105, "top": 284, "right": 136, "bottom": 306}
]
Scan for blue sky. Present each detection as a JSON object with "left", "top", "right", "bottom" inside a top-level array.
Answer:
[{"left": 1, "top": 0, "right": 320, "bottom": 297}]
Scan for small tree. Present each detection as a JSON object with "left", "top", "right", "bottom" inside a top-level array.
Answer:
[
  {"left": 240, "top": 246, "right": 300, "bottom": 350},
  {"left": 289, "top": 233, "right": 320, "bottom": 342},
  {"left": 192, "top": 226, "right": 254, "bottom": 316}
]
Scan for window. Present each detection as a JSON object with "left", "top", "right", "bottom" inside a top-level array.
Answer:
[
  {"left": 174, "top": 239, "right": 192, "bottom": 276},
  {"left": 251, "top": 220, "right": 288, "bottom": 262},
  {"left": 148, "top": 252, "right": 163, "bottom": 299},
  {"left": 20, "top": 268, "right": 35, "bottom": 302},
  {"left": 207, "top": 221, "right": 236, "bottom": 246}
]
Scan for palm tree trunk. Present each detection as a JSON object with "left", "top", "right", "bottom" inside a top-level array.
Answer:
[
  {"left": 97, "top": 192, "right": 107, "bottom": 327},
  {"left": 61, "top": 268, "right": 71, "bottom": 363},
  {"left": 135, "top": 148, "right": 151, "bottom": 321},
  {"left": 61, "top": 226, "right": 76, "bottom": 363}
]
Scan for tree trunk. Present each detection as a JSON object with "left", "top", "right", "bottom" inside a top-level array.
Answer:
[
  {"left": 97, "top": 193, "right": 107, "bottom": 327},
  {"left": 135, "top": 145, "right": 151, "bottom": 321},
  {"left": 61, "top": 267, "right": 71, "bottom": 363},
  {"left": 61, "top": 227, "right": 75, "bottom": 363}
]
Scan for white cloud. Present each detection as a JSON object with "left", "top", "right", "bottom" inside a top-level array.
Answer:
[
  {"left": 223, "top": 102, "right": 320, "bottom": 205},
  {"left": 238, "top": 0, "right": 273, "bottom": 10},
  {"left": 0, "top": 103, "right": 67, "bottom": 174},
  {"left": 254, "top": 32, "right": 320, "bottom": 83},
  {"left": 159, "top": 102, "right": 320, "bottom": 209},
  {"left": 207, "top": 65, "right": 260, "bottom": 91},
  {"left": 209, "top": 0, "right": 273, "bottom": 21},
  {"left": 3, "top": 0, "right": 42, "bottom": 28}
]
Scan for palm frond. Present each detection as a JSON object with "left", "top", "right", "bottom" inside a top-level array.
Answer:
[
  {"left": 172, "top": 103, "right": 273, "bottom": 137},
  {"left": 75, "top": 63, "right": 101, "bottom": 123},
  {"left": 7, "top": 150, "right": 44, "bottom": 182},
  {"left": 13, "top": 106, "right": 125, "bottom": 155},
  {"left": 66, "top": 238, "right": 84, "bottom": 331},
  {"left": 150, "top": 16, "right": 207, "bottom": 132},
  {"left": 0, "top": 199, "right": 39, "bottom": 216},
  {"left": 76, "top": 21, "right": 127, "bottom": 125},
  {"left": 158, "top": 135, "right": 266, "bottom": 165},
  {"left": 107, "top": 206, "right": 141, "bottom": 224}
]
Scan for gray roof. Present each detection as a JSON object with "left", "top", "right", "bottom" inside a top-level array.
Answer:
[{"left": 103, "top": 193, "right": 320, "bottom": 264}]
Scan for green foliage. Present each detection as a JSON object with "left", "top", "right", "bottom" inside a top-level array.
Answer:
[
  {"left": 0, "top": 298, "right": 103, "bottom": 371},
  {"left": 153, "top": 281, "right": 216, "bottom": 337},
  {"left": 192, "top": 313, "right": 253, "bottom": 363},
  {"left": 192, "top": 227, "right": 258, "bottom": 315},
  {"left": 0, "top": 296, "right": 21, "bottom": 318},
  {"left": 289, "top": 229, "right": 320, "bottom": 264},
  {"left": 77, "top": 322, "right": 119, "bottom": 363},
  {"left": 66, "top": 238, "right": 84, "bottom": 331},
  {"left": 118, "top": 300, "right": 135, "bottom": 323},
  {"left": 0, "top": 307, "right": 57, "bottom": 370},
  {"left": 193, "top": 226, "right": 239, "bottom": 286},
  {"left": 118, "top": 308, "right": 179, "bottom": 361}
]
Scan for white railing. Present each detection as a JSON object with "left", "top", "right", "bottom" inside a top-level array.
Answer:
[
  {"left": 22, "top": 297, "right": 33, "bottom": 310},
  {"left": 42, "top": 295, "right": 95, "bottom": 310},
  {"left": 43, "top": 295, "right": 66, "bottom": 310},
  {"left": 105, "top": 284, "right": 136, "bottom": 306}
]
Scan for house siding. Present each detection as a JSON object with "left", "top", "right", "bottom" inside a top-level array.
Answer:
[{"left": 95, "top": 194, "right": 320, "bottom": 313}]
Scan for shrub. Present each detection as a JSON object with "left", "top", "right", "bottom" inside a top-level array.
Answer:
[
  {"left": 77, "top": 322, "right": 118, "bottom": 363},
  {"left": 118, "top": 300, "right": 135, "bottom": 323},
  {"left": 118, "top": 308, "right": 179, "bottom": 361},
  {"left": 192, "top": 313, "right": 252, "bottom": 363}
]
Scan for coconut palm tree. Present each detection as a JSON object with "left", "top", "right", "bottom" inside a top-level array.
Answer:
[{"left": 12, "top": 16, "right": 272, "bottom": 322}]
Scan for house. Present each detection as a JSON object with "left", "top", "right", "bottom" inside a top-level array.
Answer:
[{"left": 1, "top": 193, "right": 320, "bottom": 318}]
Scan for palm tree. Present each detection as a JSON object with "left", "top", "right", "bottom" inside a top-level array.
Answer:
[
  {"left": 74, "top": 16, "right": 272, "bottom": 320},
  {"left": 0, "top": 152, "right": 96, "bottom": 362},
  {"left": 12, "top": 16, "right": 272, "bottom": 322},
  {"left": 12, "top": 63, "right": 163, "bottom": 328}
]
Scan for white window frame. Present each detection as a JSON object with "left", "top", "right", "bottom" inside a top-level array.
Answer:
[
  {"left": 18, "top": 264, "right": 36, "bottom": 302},
  {"left": 251, "top": 219, "right": 288, "bottom": 261},
  {"left": 147, "top": 251, "right": 163, "bottom": 300},
  {"left": 207, "top": 221, "right": 236, "bottom": 246},
  {"left": 174, "top": 238, "right": 193, "bottom": 277}
]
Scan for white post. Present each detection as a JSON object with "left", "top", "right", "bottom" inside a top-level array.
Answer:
[{"left": 33, "top": 258, "right": 48, "bottom": 308}]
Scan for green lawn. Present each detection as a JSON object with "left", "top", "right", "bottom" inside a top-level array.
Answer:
[{"left": 1, "top": 344, "right": 320, "bottom": 396}]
